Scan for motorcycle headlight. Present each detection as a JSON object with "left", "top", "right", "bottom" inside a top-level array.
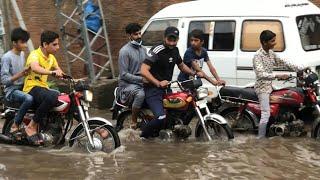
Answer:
[
  {"left": 197, "top": 88, "right": 208, "bottom": 99},
  {"left": 83, "top": 90, "right": 93, "bottom": 102}
]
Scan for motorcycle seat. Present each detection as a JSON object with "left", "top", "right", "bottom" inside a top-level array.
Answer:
[
  {"left": 3, "top": 98, "right": 36, "bottom": 112},
  {"left": 220, "top": 86, "right": 259, "bottom": 103}
]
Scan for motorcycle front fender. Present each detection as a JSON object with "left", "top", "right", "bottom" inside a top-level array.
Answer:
[
  {"left": 203, "top": 113, "right": 228, "bottom": 124},
  {"left": 194, "top": 113, "right": 228, "bottom": 137},
  {"left": 68, "top": 117, "right": 113, "bottom": 147}
]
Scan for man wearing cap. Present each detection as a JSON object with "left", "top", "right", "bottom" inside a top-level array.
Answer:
[{"left": 140, "top": 26, "right": 204, "bottom": 138}]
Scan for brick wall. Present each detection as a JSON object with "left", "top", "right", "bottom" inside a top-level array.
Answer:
[
  {"left": 4, "top": 0, "right": 187, "bottom": 78},
  {"left": 3, "top": 0, "right": 320, "bottom": 78}
]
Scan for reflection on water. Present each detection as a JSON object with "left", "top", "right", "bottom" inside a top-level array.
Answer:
[{"left": 1, "top": 127, "right": 320, "bottom": 179}]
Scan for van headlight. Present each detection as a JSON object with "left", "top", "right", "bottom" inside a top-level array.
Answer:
[
  {"left": 84, "top": 90, "right": 93, "bottom": 102},
  {"left": 197, "top": 88, "right": 208, "bottom": 99}
]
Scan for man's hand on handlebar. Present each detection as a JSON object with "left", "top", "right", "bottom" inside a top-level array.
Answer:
[
  {"left": 218, "top": 79, "right": 226, "bottom": 86},
  {"left": 158, "top": 80, "right": 169, "bottom": 88},
  {"left": 51, "top": 70, "right": 64, "bottom": 78}
]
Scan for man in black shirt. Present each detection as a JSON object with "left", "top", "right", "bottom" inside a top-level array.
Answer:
[{"left": 140, "top": 26, "right": 203, "bottom": 138}]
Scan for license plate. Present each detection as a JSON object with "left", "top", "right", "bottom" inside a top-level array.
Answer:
[{"left": 196, "top": 99, "right": 207, "bottom": 108}]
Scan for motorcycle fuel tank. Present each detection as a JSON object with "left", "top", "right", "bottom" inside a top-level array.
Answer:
[
  {"left": 270, "top": 89, "right": 304, "bottom": 105},
  {"left": 163, "top": 92, "right": 192, "bottom": 110},
  {"left": 53, "top": 93, "right": 71, "bottom": 113}
]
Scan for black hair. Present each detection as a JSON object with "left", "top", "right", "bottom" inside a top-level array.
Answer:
[
  {"left": 260, "top": 30, "right": 276, "bottom": 44},
  {"left": 190, "top": 29, "right": 204, "bottom": 41},
  {"left": 40, "top": 31, "right": 59, "bottom": 47},
  {"left": 11, "top": 27, "right": 30, "bottom": 43},
  {"left": 125, "top": 23, "right": 142, "bottom": 34}
]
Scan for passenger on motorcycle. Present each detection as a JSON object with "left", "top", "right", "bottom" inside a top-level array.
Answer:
[
  {"left": 253, "top": 30, "right": 305, "bottom": 138},
  {"left": 140, "top": 26, "right": 204, "bottom": 138},
  {"left": 178, "top": 29, "right": 226, "bottom": 86},
  {"left": 1, "top": 27, "right": 33, "bottom": 135},
  {"left": 22, "top": 31, "right": 64, "bottom": 145},
  {"left": 118, "top": 23, "right": 147, "bottom": 129}
]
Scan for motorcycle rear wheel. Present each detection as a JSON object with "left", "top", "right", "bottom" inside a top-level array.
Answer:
[
  {"left": 222, "top": 109, "right": 255, "bottom": 132},
  {"left": 116, "top": 111, "right": 146, "bottom": 132},
  {"left": 195, "top": 120, "right": 234, "bottom": 141}
]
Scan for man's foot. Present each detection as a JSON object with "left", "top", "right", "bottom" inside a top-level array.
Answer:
[
  {"left": 25, "top": 125, "right": 43, "bottom": 146},
  {"left": 10, "top": 123, "right": 20, "bottom": 133},
  {"left": 96, "top": 128, "right": 109, "bottom": 139}
]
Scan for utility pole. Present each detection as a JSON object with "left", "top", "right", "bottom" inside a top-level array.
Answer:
[
  {"left": 10, "top": 0, "right": 34, "bottom": 51},
  {"left": 0, "top": 0, "right": 11, "bottom": 51}
]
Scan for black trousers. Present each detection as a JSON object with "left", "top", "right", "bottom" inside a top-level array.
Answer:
[{"left": 29, "top": 87, "right": 59, "bottom": 123}]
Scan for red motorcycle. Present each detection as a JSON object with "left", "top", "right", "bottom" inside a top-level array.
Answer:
[
  {"left": 216, "top": 70, "right": 320, "bottom": 137},
  {"left": 0, "top": 75, "right": 121, "bottom": 153},
  {"left": 113, "top": 78, "right": 234, "bottom": 141}
]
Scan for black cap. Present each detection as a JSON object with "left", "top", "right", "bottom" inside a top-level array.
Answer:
[{"left": 164, "top": 26, "right": 179, "bottom": 38}]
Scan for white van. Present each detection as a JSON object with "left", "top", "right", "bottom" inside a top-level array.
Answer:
[{"left": 141, "top": 0, "right": 320, "bottom": 91}]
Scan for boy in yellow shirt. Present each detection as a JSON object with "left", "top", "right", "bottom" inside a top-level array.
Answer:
[{"left": 23, "top": 31, "right": 64, "bottom": 145}]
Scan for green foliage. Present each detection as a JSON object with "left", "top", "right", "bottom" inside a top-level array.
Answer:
[{"left": 47, "top": 81, "right": 59, "bottom": 91}]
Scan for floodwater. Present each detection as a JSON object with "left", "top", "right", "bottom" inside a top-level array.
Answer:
[{"left": 1, "top": 110, "right": 320, "bottom": 179}]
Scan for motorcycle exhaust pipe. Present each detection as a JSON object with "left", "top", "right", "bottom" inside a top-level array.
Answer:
[{"left": 0, "top": 134, "right": 13, "bottom": 144}]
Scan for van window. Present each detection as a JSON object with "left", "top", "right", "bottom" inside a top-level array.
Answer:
[
  {"left": 241, "top": 20, "right": 285, "bottom": 52},
  {"left": 296, "top": 15, "right": 320, "bottom": 51},
  {"left": 188, "top": 21, "right": 235, "bottom": 51},
  {"left": 142, "top": 19, "right": 178, "bottom": 46}
]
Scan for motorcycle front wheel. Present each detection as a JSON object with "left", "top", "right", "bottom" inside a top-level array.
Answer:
[
  {"left": 69, "top": 121, "right": 121, "bottom": 153},
  {"left": 195, "top": 119, "right": 234, "bottom": 141}
]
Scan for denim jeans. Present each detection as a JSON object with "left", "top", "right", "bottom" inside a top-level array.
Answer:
[
  {"left": 29, "top": 87, "right": 59, "bottom": 123},
  {"left": 140, "top": 87, "right": 166, "bottom": 138},
  {"left": 8, "top": 90, "right": 33, "bottom": 124}
]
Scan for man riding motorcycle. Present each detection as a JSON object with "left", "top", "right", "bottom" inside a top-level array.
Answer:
[
  {"left": 140, "top": 26, "right": 204, "bottom": 138},
  {"left": 118, "top": 23, "right": 147, "bottom": 129},
  {"left": 23, "top": 30, "right": 64, "bottom": 146},
  {"left": 1, "top": 27, "right": 33, "bottom": 136},
  {"left": 253, "top": 30, "right": 305, "bottom": 138}
]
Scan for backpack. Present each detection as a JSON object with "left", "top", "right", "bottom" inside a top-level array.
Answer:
[{"left": 84, "top": 0, "right": 102, "bottom": 33}]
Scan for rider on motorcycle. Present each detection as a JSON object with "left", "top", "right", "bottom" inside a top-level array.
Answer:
[
  {"left": 1, "top": 27, "right": 33, "bottom": 135},
  {"left": 118, "top": 23, "right": 147, "bottom": 129},
  {"left": 22, "top": 31, "right": 64, "bottom": 145},
  {"left": 140, "top": 26, "right": 204, "bottom": 138},
  {"left": 177, "top": 29, "right": 225, "bottom": 86},
  {"left": 253, "top": 30, "right": 305, "bottom": 138}
]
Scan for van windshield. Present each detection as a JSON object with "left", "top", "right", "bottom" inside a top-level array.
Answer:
[
  {"left": 296, "top": 14, "right": 320, "bottom": 51},
  {"left": 142, "top": 19, "right": 178, "bottom": 46}
]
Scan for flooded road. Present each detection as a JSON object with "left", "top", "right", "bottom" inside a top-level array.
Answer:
[{"left": 1, "top": 111, "right": 320, "bottom": 179}]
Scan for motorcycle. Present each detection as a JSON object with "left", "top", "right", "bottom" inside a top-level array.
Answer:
[
  {"left": 0, "top": 75, "right": 121, "bottom": 153},
  {"left": 215, "top": 70, "right": 320, "bottom": 137},
  {"left": 113, "top": 78, "right": 234, "bottom": 141}
]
